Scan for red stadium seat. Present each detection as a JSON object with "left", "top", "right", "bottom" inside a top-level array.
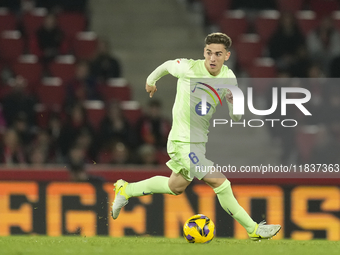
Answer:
[
  {"left": 22, "top": 8, "right": 47, "bottom": 35},
  {"left": 248, "top": 58, "right": 277, "bottom": 78},
  {"left": 84, "top": 100, "right": 106, "bottom": 130},
  {"left": 255, "top": 11, "right": 280, "bottom": 43},
  {"left": 332, "top": 11, "right": 340, "bottom": 30},
  {"left": 248, "top": 58, "right": 277, "bottom": 96},
  {"left": 295, "top": 125, "right": 319, "bottom": 163},
  {"left": 296, "top": 11, "right": 319, "bottom": 36},
  {"left": 12, "top": 55, "right": 43, "bottom": 89},
  {"left": 100, "top": 78, "right": 131, "bottom": 102},
  {"left": 73, "top": 32, "right": 98, "bottom": 60},
  {"left": 0, "top": 8, "right": 16, "bottom": 32},
  {"left": 310, "top": 0, "right": 339, "bottom": 18},
  {"left": 156, "top": 150, "right": 170, "bottom": 164},
  {"left": 0, "top": 31, "right": 24, "bottom": 62},
  {"left": 97, "top": 150, "right": 112, "bottom": 164},
  {"left": 219, "top": 10, "right": 248, "bottom": 41},
  {"left": 37, "top": 77, "right": 65, "bottom": 109},
  {"left": 201, "top": 0, "right": 231, "bottom": 25},
  {"left": 277, "top": 0, "right": 305, "bottom": 12},
  {"left": 49, "top": 55, "right": 76, "bottom": 82},
  {"left": 58, "top": 12, "right": 86, "bottom": 38},
  {"left": 120, "top": 101, "right": 142, "bottom": 126},
  {"left": 0, "top": 84, "right": 12, "bottom": 100},
  {"left": 234, "top": 34, "right": 264, "bottom": 70}
]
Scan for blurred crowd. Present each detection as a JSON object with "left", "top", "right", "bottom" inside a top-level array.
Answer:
[
  {"left": 263, "top": 77, "right": 340, "bottom": 165},
  {"left": 193, "top": 0, "right": 340, "bottom": 164},
  {"left": 0, "top": 74, "right": 171, "bottom": 167},
  {"left": 1, "top": 0, "right": 339, "bottom": 174},
  {"left": 267, "top": 12, "right": 340, "bottom": 78},
  {"left": 0, "top": 0, "right": 171, "bottom": 176}
]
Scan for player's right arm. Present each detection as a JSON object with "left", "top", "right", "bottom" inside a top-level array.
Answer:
[
  {"left": 146, "top": 59, "right": 192, "bottom": 98},
  {"left": 145, "top": 82, "right": 157, "bottom": 98}
]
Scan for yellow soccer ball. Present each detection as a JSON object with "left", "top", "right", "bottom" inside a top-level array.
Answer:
[{"left": 183, "top": 214, "right": 215, "bottom": 243}]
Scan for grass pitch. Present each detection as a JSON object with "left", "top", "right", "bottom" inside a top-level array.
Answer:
[{"left": 0, "top": 236, "right": 339, "bottom": 255}]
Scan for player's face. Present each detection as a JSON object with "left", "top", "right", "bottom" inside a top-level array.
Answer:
[{"left": 203, "top": 44, "right": 230, "bottom": 76}]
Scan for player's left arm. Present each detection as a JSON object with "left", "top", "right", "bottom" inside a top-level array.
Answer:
[
  {"left": 225, "top": 69, "right": 242, "bottom": 121},
  {"left": 226, "top": 90, "right": 242, "bottom": 121}
]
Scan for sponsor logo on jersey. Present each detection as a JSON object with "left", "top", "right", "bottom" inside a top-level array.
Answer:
[{"left": 195, "top": 101, "right": 212, "bottom": 116}]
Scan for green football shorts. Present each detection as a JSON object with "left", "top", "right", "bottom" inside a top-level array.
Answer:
[{"left": 166, "top": 140, "right": 214, "bottom": 181}]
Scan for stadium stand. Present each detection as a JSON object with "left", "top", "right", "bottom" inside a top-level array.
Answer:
[
  {"left": 309, "top": 0, "right": 339, "bottom": 18},
  {"left": 121, "top": 101, "right": 142, "bottom": 126},
  {"left": 248, "top": 58, "right": 277, "bottom": 78},
  {"left": 201, "top": 0, "right": 231, "bottom": 25},
  {"left": 12, "top": 55, "right": 43, "bottom": 89},
  {"left": 0, "top": 8, "right": 16, "bottom": 32},
  {"left": 37, "top": 77, "right": 65, "bottom": 109},
  {"left": 296, "top": 10, "right": 319, "bottom": 36},
  {"left": 57, "top": 12, "right": 87, "bottom": 38},
  {"left": 73, "top": 31, "right": 98, "bottom": 60},
  {"left": 0, "top": 31, "right": 24, "bottom": 63},
  {"left": 277, "top": 0, "right": 305, "bottom": 12},
  {"left": 295, "top": 125, "right": 319, "bottom": 163},
  {"left": 254, "top": 10, "right": 280, "bottom": 43},
  {"left": 22, "top": 8, "right": 47, "bottom": 36},
  {"left": 234, "top": 34, "right": 264, "bottom": 70},
  {"left": 83, "top": 100, "right": 106, "bottom": 130},
  {"left": 99, "top": 78, "right": 132, "bottom": 102},
  {"left": 0, "top": 0, "right": 339, "bottom": 168},
  {"left": 49, "top": 55, "right": 77, "bottom": 82}
]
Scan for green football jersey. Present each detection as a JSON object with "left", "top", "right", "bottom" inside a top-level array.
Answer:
[{"left": 147, "top": 58, "right": 238, "bottom": 143}]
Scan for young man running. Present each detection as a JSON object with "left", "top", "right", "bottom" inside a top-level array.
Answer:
[{"left": 111, "top": 33, "right": 281, "bottom": 240}]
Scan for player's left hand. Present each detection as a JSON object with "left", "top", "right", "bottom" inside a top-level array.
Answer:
[
  {"left": 226, "top": 89, "right": 233, "bottom": 104},
  {"left": 145, "top": 83, "right": 157, "bottom": 98}
]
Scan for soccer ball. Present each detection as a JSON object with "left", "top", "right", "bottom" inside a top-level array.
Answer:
[{"left": 183, "top": 214, "right": 215, "bottom": 243}]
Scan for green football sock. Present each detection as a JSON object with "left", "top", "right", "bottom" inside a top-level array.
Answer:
[
  {"left": 214, "top": 179, "right": 256, "bottom": 234},
  {"left": 125, "top": 176, "right": 176, "bottom": 197}
]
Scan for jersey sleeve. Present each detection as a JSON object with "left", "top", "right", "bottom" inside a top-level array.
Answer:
[
  {"left": 225, "top": 69, "right": 242, "bottom": 121},
  {"left": 226, "top": 69, "right": 238, "bottom": 87},
  {"left": 146, "top": 58, "right": 193, "bottom": 86}
]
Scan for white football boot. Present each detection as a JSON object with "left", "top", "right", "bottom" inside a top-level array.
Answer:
[
  {"left": 248, "top": 220, "right": 281, "bottom": 241},
  {"left": 111, "top": 179, "right": 129, "bottom": 220}
]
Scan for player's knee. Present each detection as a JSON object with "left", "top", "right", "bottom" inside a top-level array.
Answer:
[
  {"left": 204, "top": 177, "right": 228, "bottom": 189},
  {"left": 170, "top": 186, "right": 185, "bottom": 195}
]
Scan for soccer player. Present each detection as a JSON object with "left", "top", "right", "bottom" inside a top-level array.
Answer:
[{"left": 111, "top": 33, "right": 281, "bottom": 240}]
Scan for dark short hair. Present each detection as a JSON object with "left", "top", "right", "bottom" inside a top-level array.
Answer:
[{"left": 205, "top": 32, "right": 232, "bottom": 51}]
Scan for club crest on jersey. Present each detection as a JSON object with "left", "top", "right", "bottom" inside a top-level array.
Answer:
[{"left": 195, "top": 101, "right": 212, "bottom": 116}]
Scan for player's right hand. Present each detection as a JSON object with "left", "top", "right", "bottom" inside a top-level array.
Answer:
[{"left": 145, "top": 83, "right": 157, "bottom": 98}]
